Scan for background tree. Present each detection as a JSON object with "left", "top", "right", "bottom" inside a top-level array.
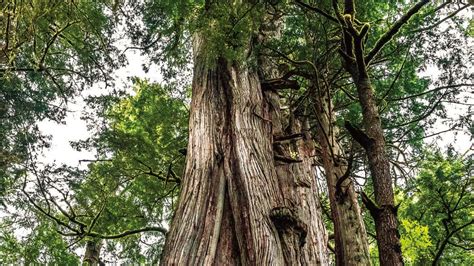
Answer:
[
  {"left": 0, "top": 0, "right": 123, "bottom": 204},
  {"left": 5, "top": 80, "right": 188, "bottom": 263},
  {"left": 400, "top": 149, "right": 473, "bottom": 265}
]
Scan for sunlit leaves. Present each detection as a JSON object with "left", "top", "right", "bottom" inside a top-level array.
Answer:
[
  {"left": 400, "top": 150, "right": 474, "bottom": 264},
  {"left": 70, "top": 79, "right": 188, "bottom": 261},
  {"left": 0, "top": 220, "right": 79, "bottom": 264},
  {"left": 400, "top": 219, "right": 432, "bottom": 264}
]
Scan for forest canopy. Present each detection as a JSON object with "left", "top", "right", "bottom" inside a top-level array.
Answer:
[{"left": 0, "top": 0, "right": 472, "bottom": 265}]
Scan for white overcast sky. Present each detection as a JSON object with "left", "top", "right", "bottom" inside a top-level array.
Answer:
[{"left": 38, "top": 47, "right": 163, "bottom": 167}]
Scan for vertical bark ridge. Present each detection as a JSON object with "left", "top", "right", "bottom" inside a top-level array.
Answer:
[
  {"left": 214, "top": 184, "right": 241, "bottom": 265},
  {"left": 161, "top": 38, "right": 285, "bottom": 264},
  {"left": 256, "top": 5, "right": 329, "bottom": 264},
  {"left": 296, "top": 122, "right": 330, "bottom": 265},
  {"left": 225, "top": 62, "right": 285, "bottom": 265}
]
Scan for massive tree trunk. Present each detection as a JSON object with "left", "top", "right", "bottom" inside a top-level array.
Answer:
[
  {"left": 312, "top": 84, "right": 370, "bottom": 265},
  {"left": 83, "top": 240, "right": 102, "bottom": 266},
  {"left": 161, "top": 38, "right": 283, "bottom": 264},
  {"left": 161, "top": 4, "right": 328, "bottom": 264}
]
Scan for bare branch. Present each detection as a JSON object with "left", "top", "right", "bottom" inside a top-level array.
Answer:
[
  {"left": 388, "top": 83, "right": 472, "bottom": 102},
  {"left": 408, "top": 4, "right": 470, "bottom": 34},
  {"left": 88, "top": 226, "right": 168, "bottom": 239},
  {"left": 294, "top": 0, "right": 338, "bottom": 23},
  {"left": 261, "top": 78, "right": 299, "bottom": 91},
  {"left": 39, "top": 21, "right": 79, "bottom": 67},
  {"left": 344, "top": 121, "right": 374, "bottom": 149},
  {"left": 274, "top": 154, "right": 303, "bottom": 163}
]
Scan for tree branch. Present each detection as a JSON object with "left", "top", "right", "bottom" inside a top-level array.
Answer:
[
  {"left": 274, "top": 133, "right": 304, "bottom": 142},
  {"left": 88, "top": 226, "right": 168, "bottom": 239},
  {"left": 365, "top": 0, "right": 430, "bottom": 65},
  {"left": 344, "top": 121, "right": 374, "bottom": 149},
  {"left": 388, "top": 83, "right": 472, "bottom": 102},
  {"left": 386, "top": 90, "right": 448, "bottom": 129},
  {"left": 361, "top": 191, "right": 381, "bottom": 219},
  {"left": 261, "top": 78, "right": 299, "bottom": 91},
  {"left": 408, "top": 4, "right": 470, "bottom": 34},
  {"left": 39, "top": 21, "right": 79, "bottom": 67},
  {"left": 294, "top": 0, "right": 338, "bottom": 23},
  {"left": 274, "top": 154, "right": 303, "bottom": 163}
]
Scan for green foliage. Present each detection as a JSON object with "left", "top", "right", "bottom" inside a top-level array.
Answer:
[
  {"left": 399, "top": 219, "right": 432, "bottom": 264},
  {"left": 0, "top": 0, "right": 123, "bottom": 203},
  {"left": 68, "top": 79, "right": 187, "bottom": 261},
  {"left": 0, "top": 220, "right": 79, "bottom": 264},
  {"left": 3, "top": 79, "right": 188, "bottom": 263},
  {"left": 468, "top": 19, "right": 474, "bottom": 37},
  {"left": 128, "top": 0, "right": 286, "bottom": 72},
  {"left": 400, "top": 150, "right": 474, "bottom": 265}
]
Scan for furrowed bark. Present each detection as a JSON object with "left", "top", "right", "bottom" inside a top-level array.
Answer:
[
  {"left": 161, "top": 2, "right": 329, "bottom": 264},
  {"left": 270, "top": 118, "right": 329, "bottom": 265},
  {"left": 160, "top": 42, "right": 284, "bottom": 264},
  {"left": 259, "top": 7, "right": 328, "bottom": 264},
  {"left": 312, "top": 84, "right": 370, "bottom": 265},
  {"left": 266, "top": 86, "right": 328, "bottom": 264},
  {"left": 83, "top": 240, "right": 102, "bottom": 266},
  {"left": 161, "top": 3, "right": 329, "bottom": 263},
  {"left": 351, "top": 77, "right": 402, "bottom": 266}
]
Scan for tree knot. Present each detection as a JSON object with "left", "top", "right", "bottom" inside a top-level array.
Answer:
[{"left": 270, "top": 207, "right": 308, "bottom": 247}]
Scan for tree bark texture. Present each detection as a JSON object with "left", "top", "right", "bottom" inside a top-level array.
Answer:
[
  {"left": 334, "top": 1, "right": 403, "bottom": 264},
  {"left": 161, "top": 4, "right": 330, "bottom": 260},
  {"left": 83, "top": 240, "right": 102, "bottom": 266},
  {"left": 271, "top": 114, "right": 329, "bottom": 265},
  {"left": 312, "top": 84, "right": 370, "bottom": 266},
  {"left": 160, "top": 32, "right": 328, "bottom": 264},
  {"left": 353, "top": 77, "right": 402, "bottom": 266},
  {"left": 259, "top": 8, "right": 328, "bottom": 264}
]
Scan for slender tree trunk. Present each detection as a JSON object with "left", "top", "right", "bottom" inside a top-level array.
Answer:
[
  {"left": 351, "top": 77, "right": 402, "bottom": 266},
  {"left": 332, "top": 1, "right": 403, "bottom": 264},
  {"left": 312, "top": 84, "right": 370, "bottom": 265},
  {"left": 83, "top": 240, "right": 102, "bottom": 266}
]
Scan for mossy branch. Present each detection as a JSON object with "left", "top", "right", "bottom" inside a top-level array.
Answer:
[{"left": 261, "top": 78, "right": 299, "bottom": 91}]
